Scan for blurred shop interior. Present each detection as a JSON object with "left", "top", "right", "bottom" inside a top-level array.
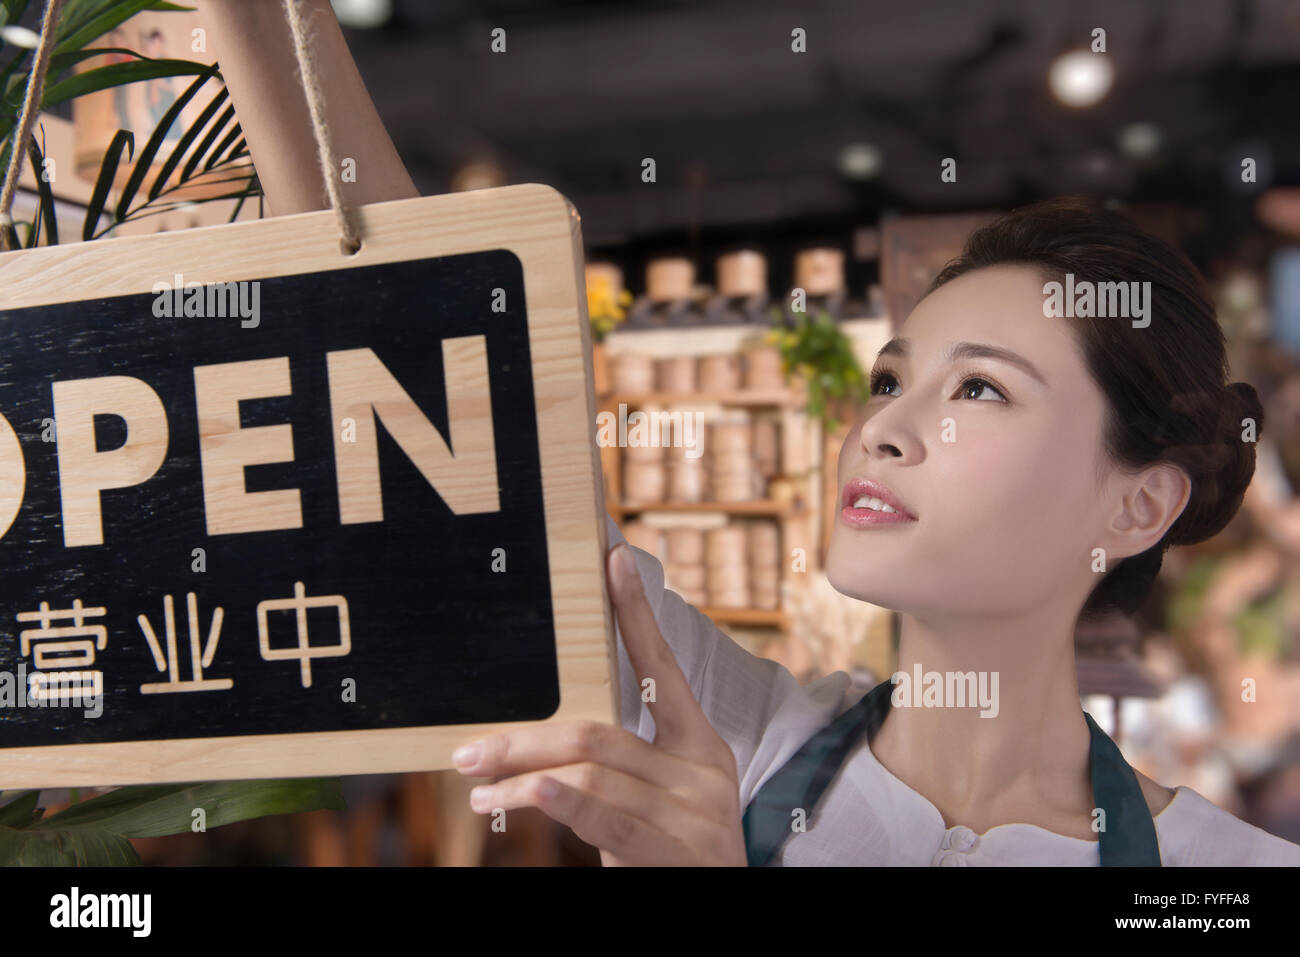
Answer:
[{"left": 5, "top": 0, "right": 1300, "bottom": 863}]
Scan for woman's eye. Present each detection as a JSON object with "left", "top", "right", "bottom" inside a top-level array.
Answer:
[
  {"left": 868, "top": 370, "right": 900, "bottom": 397},
  {"left": 960, "top": 377, "right": 1006, "bottom": 402},
  {"left": 868, "top": 370, "right": 1007, "bottom": 402}
]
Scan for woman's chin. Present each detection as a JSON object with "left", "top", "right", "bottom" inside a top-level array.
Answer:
[{"left": 824, "top": 565, "right": 895, "bottom": 607}]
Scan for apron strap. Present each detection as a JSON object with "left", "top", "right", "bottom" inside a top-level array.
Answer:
[
  {"left": 1084, "top": 710, "right": 1162, "bottom": 866},
  {"left": 741, "top": 678, "right": 892, "bottom": 867},
  {"left": 741, "top": 679, "right": 1161, "bottom": 866}
]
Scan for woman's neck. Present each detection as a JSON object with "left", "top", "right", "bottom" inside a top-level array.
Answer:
[{"left": 869, "top": 610, "right": 1097, "bottom": 837}]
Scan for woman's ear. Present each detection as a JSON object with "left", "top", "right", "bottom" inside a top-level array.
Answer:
[{"left": 1105, "top": 462, "right": 1192, "bottom": 560}]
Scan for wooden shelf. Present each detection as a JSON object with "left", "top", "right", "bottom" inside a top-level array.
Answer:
[
  {"left": 699, "top": 607, "right": 787, "bottom": 628},
  {"left": 601, "top": 390, "right": 801, "bottom": 407},
  {"left": 608, "top": 500, "right": 801, "bottom": 516}
]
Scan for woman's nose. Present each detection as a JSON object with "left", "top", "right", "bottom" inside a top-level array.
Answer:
[{"left": 858, "top": 406, "right": 910, "bottom": 460}]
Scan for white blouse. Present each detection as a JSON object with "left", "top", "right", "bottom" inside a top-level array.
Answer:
[{"left": 606, "top": 516, "right": 1300, "bottom": 866}]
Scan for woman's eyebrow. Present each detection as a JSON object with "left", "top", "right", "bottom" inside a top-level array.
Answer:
[{"left": 877, "top": 337, "right": 1048, "bottom": 388}]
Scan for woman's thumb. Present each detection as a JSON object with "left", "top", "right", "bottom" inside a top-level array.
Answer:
[{"left": 608, "top": 543, "right": 644, "bottom": 605}]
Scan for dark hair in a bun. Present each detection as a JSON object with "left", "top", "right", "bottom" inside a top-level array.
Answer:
[{"left": 926, "top": 196, "right": 1264, "bottom": 620}]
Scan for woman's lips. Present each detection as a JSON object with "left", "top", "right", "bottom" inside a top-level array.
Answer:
[
  {"left": 840, "top": 503, "right": 915, "bottom": 527},
  {"left": 839, "top": 477, "right": 918, "bottom": 528}
]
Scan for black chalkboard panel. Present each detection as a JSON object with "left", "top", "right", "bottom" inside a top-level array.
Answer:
[{"left": 0, "top": 248, "right": 559, "bottom": 748}]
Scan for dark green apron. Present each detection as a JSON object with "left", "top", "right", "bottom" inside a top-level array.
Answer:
[{"left": 741, "top": 678, "right": 1162, "bottom": 866}]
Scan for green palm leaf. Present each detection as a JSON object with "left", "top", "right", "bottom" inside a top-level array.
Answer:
[
  {"left": 23, "top": 129, "right": 57, "bottom": 247},
  {"left": 114, "top": 60, "right": 218, "bottom": 219},
  {"left": 54, "top": 0, "right": 192, "bottom": 57},
  {"left": 0, "top": 790, "right": 41, "bottom": 827},
  {"left": 179, "top": 101, "right": 233, "bottom": 182},
  {"left": 146, "top": 82, "right": 226, "bottom": 199},
  {"left": 81, "top": 126, "right": 131, "bottom": 240},
  {"left": 0, "top": 778, "right": 346, "bottom": 866},
  {"left": 32, "top": 778, "right": 345, "bottom": 836},
  {"left": 0, "top": 825, "right": 141, "bottom": 865}
]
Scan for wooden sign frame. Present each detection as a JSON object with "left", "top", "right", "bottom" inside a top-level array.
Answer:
[{"left": 0, "top": 183, "right": 618, "bottom": 787}]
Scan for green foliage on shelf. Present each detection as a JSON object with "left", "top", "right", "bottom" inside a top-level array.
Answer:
[{"left": 767, "top": 306, "right": 869, "bottom": 430}]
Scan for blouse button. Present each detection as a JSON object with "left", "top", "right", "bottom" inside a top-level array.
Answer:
[
  {"left": 935, "top": 851, "right": 968, "bottom": 866},
  {"left": 947, "top": 825, "right": 979, "bottom": 852}
]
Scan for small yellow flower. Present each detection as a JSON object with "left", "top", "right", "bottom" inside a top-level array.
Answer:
[{"left": 587, "top": 275, "right": 631, "bottom": 331}]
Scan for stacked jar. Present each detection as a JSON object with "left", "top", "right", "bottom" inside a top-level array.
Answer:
[
  {"left": 663, "top": 527, "right": 706, "bottom": 607},
  {"left": 622, "top": 448, "right": 663, "bottom": 505},
  {"left": 655, "top": 355, "right": 696, "bottom": 393},
  {"left": 708, "top": 413, "right": 762, "bottom": 502},
  {"left": 742, "top": 340, "right": 785, "bottom": 391},
  {"left": 697, "top": 352, "right": 741, "bottom": 393},
  {"left": 746, "top": 520, "right": 781, "bottom": 610},
  {"left": 705, "top": 524, "right": 748, "bottom": 608},
  {"left": 609, "top": 352, "right": 655, "bottom": 394},
  {"left": 752, "top": 412, "right": 780, "bottom": 483},
  {"left": 619, "top": 520, "right": 663, "bottom": 565},
  {"left": 665, "top": 441, "right": 705, "bottom": 503}
]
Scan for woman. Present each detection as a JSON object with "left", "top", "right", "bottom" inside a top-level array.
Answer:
[{"left": 198, "top": 0, "right": 1300, "bottom": 865}]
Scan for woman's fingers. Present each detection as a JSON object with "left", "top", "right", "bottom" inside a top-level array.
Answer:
[
  {"left": 453, "top": 719, "right": 719, "bottom": 802},
  {"left": 469, "top": 762, "right": 725, "bottom": 858},
  {"left": 606, "top": 544, "right": 727, "bottom": 763},
  {"left": 467, "top": 764, "right": 712, "bottom": 863},
  {"left": 447, "top": 543, "right": 750, "bottom": 865}
]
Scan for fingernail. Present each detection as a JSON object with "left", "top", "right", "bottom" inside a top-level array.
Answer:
[
  {"left": 469, "top": 786, "right": 493, "bottom": 811},
  {"left": 614, "top": 544, "right": 637, "bottom": 587},
  {"left": 452, "top": 741, "right": 482, "bottom": 768}
]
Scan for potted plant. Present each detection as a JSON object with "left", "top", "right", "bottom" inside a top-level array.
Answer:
[{"left": 766, "top": 306, "right": 869, "bottom": 431}]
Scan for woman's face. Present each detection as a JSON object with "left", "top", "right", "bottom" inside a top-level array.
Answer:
[{"left": 825, "top": 263, "right": 1117, "bottom": 619}]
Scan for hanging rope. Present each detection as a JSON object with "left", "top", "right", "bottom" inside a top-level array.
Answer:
[
  {"left": 0, "top": 0, "right": 65, "bottom": 252},
  {"left": 283, "top": 0, "right": 362, "bottom": 255}
]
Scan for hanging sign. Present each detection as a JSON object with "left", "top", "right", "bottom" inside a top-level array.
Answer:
[{"left": 0, "top": 184, "right": 617, "bottom": 787}]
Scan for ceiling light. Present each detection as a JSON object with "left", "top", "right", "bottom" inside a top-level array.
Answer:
[
  {"left": 331, "top": 0, "right": 393, "bottom": 29},
  {"left": 1049, "top": 50, "right": 1113, "bottom": 108},
  {"left": 1118, "top": 122, "right": 1161, "bottom": 159},
  {"left": 838, "top": 143, "right": 883, "bottom": 180}
]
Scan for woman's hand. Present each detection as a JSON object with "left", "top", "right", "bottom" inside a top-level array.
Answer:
[{"left": 451, "top": 543, "right": 747, "bottom": 865}]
